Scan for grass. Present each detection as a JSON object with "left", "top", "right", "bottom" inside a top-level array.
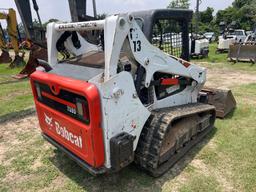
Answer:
[
  {"left": 0, "top": 63, "right": 34, "bottom": 119},
  {"left": 1, "top": 86, "right": 256, "bottom": 191},
  {"left": 0, "top": 63, "right": 25, "bottom": 83},
  {"left": 179, "top": 174, "right": 222, "bottom": 192},
  {"left": 191, "top": 43, "right": 256, "bottom": 73},
  {"left": 193, "top": 43, "right": 228, "bottom": 63},
  {"left": 0, "top": 64, "right": 33, "bottom": 119}
]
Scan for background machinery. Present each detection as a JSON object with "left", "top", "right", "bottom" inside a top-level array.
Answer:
[
  {"left": 13, "top": 0, "right": 97, "bottom": 79},
  {"left": 0, "top": 23, "right": 11, "bottom": 63},
  {"left": 189, "top": 33, "right": 209, "bottom": 58},
  {"left": 13, "top": 0, "right": 50, "bottom": 79},
  {"left": 0, "top": 8, "right": 25, "bottom": 67},
  {"left": 189, "top": 0, "right": 209, "bottom": 59},
  {"left": 30, "top": 9, "right": 217, "bottom": 177},
  {"left": 216, "top": 21, "right": 247, "bottom": 54},
  {"left": 228, "top": 28, "right": 256, "bottom": 63},
  {"left": 216, "top": 21, "right": 236, "bottom": 53}
]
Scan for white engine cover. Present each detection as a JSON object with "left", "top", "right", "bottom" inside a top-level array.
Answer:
[
  {"left": 218, "top": 36, "right": 235, "bottom": 50},
  {"left": 195, "top": 39, "right": 209, "bottom": 54}
]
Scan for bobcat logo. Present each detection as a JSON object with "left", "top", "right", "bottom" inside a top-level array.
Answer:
[
  {"left": 43, "top": 113, "right": 82, "bottom": 148},
  {"left": 44, "top": 113, "right": 53, "bottom": 127}
]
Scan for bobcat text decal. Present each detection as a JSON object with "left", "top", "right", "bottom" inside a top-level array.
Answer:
[{"left": 44, "top": 113, "right": 83, "bottom": 148}]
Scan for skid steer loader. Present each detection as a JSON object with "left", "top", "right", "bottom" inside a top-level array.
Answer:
[{"left": 30, "top": 10, "right": 217, "bottom": 177}]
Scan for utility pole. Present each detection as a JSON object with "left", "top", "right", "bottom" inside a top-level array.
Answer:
[
  {"left": 92, "top": 0, "right": 97, "bottom": 18},
  {"left": 195, "top": 0, "right": 200, "bottom": 35}
]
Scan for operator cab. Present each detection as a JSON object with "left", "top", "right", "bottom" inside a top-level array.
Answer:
[{"left": 132, "top": 9, "right": 192, "bottom": 61}]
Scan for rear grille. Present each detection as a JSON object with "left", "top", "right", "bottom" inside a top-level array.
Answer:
[{"left": 34, "top": 81, "right": 90, "bottom": 124}]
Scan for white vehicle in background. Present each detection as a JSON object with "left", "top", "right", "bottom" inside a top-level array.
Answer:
[
  {"left": 152, "top": 33, "right": 182, "bottom": 48},
  {"left": 217, "top": 29, "right": 246, "bottom": 53},
  {"left": 189, "top": 33, "right": 209, "bottom": 58},
  {"left": 246, "top": 31, "right": 253, "bottom": 36},
  {"left": 231, "top": 29, "right": 247, "bottom": 43},
  {"left": 163, "top": 33, "right": 182, "bottom": 48},
  {"left": 217, "top": 35, "right": 236, "bottom": 53},
  {"left": 204, "top": 32, "right": 216, "bottom": 43}
]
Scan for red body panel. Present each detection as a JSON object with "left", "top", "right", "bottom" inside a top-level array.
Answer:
[{"left": 30, "top": 71, "right": 105, "bottom": 168}]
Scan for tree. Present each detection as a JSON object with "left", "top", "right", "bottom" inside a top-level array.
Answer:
[
  {"left": 43, "top": 19, "right": 59, "bottom": 27},
  {"left": 97, "top": 13, "right": 107, "bottom": 20},
  {"left": 215, "top": 6, "right": 237, "bottom": 26},
  {"left": 237, "top": 4, "right": 256, "bottom": 29},
  {"left": 167, "top": 0, "right": 190, "bottom": 9},
  {"left": 232, "top": 0, "right": 251, "bottom": 9},
  {"left": 215, "top": 0, "right": 256, "bottom": 31},
  {"left": 200, "top": 7, "right": 214, "bottom": 24}
]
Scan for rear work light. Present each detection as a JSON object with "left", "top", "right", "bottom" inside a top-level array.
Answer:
[
  {"left": 35, "top": 82, "right": 42, "bottom": 100},
  {"left": 76, "top": 98, "right": 90, "bottom": 124}
]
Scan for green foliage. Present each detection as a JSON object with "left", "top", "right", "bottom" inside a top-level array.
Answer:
[
  {"left": 167, "top": 0, "right": 190, "bottom": 9},
  {"left": 43, "top": 19, "right": 59, "bottom": 27},
  {"left": 232, "top": 0, "right": 251, "bottom": 9},
  {"left": 0, "top": 63, "right": 34, "bottom": 118},
  {"left": 32, "top": 19, "right": 41, "bottom": 28},
  {"left": 97, "top": 13, "right": 107, "bottom": 20},
  {"left": 215, "top": 0, "right": 256, "bottom": 30},
  {"left": 195, "top": 7, "right": 217, "bottom": 33},
  {"left": 200, "top": 7, "right": 214, "bottom": 24},
  {"left": 215, "top": 7, "right": 237, "bottom": 26},
  {"left": 186, "top": 0, "right": 256, "bottom": 33}
]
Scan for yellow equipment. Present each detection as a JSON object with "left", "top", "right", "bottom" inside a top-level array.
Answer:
[
  {"left": 0, "top": 8, "right": 25, "bottom": 67},
  {"left": 0, "top": 22, "right": 12, "bottom": 63}
]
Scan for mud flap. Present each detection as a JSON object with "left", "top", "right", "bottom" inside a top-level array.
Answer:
[
  {"left": 228, "top": 44, "right": 256, "bottom": 63},
  {"left": 199, "top": 87, "right": 236, "bottom": 118}
]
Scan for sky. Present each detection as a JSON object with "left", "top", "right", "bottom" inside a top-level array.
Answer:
[{"left": 1, "top": 0, "right": 234, "bottom": 26}]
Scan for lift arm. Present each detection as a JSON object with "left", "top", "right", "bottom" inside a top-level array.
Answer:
[{"left": 47, "top": 14, "right": 206, "bottom": 87}]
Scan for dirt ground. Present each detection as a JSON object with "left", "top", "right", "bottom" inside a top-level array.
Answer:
[
  {"left": 0, "top": 65, "right": 256, "bottom": 192},
  {"left": 205, "top": 67, "right": 256, "bottom": 89}
]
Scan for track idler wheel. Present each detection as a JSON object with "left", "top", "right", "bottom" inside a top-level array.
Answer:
[{"left": 0, "top": 50, "right": 12, "bottom": 63}]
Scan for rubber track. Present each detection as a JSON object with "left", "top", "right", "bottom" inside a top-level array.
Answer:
[{"left": 135, "top": 103, "right": 215, "bottom": 177}]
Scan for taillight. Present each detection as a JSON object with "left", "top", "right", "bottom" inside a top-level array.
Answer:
[
  {"left": 76, "top": 98, "right": 90, "bottom": 123},
  {"left": 35, "top": 82, "right": 42, "bottom": 100}
]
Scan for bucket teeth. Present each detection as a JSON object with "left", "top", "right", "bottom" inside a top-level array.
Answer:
[
  {"left": 14, "top": 45, "right": 48, "bottom": 79},
  {"left": 9, "top": 55, "right": 25, "bottom": 68}
]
